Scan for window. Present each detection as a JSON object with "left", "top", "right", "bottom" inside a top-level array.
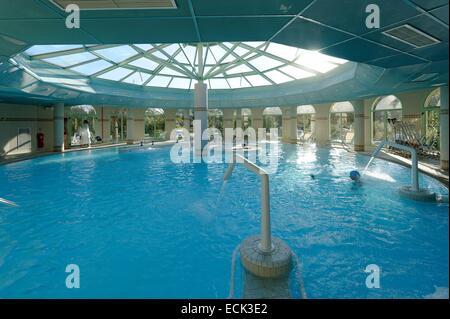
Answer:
[
  {"left": 330, "top": 102, "right": 355, "bottom": 144},
  {"left": 423, "top": 89, "right": 440, "bottom": 150},
  {"left": 372, "top": 95, "right": 402, "bottom": 143}
]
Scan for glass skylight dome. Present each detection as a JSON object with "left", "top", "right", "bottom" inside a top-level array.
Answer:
[{"left": 24, "top": 42, "right": 347, "bottom": 90}]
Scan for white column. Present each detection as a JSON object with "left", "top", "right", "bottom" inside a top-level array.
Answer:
[
  {"left": 53, "top": 102, "right": 64, "bottom": 152},
  {"left": 183, "top": 109, "right": 191, "bottom": 132},
  {"left": 223, "top": 109, "right": 234, "bottom": 129},
  {"left": 126, "top": 109, "right": 135, "bottom": 144},
  {"left": 194, "top": 82, "right": 208, "bottom": 156},
  {"left": 100, "top": 107, "right": 111, "bottom": 143},
  {"left": 352, "top": 100, "right": 365, "bottom": 152},
  {"left": 314, "top": 103, "right": 331, "bottom": 146},
  {"left": 440, "top": 85, "right": 449, "bottom": 170},
  {"left": 281, "top": 107, "right": 297, "bottom": 144},
  {"left": 252, "top": 108, "right": 264, "bottom": 130},
  {"left": 235, "top": 109, "right": 242, "bottom": 130},
  {"left": 164, "top": 109, "right": 177, "bottom": 140}
]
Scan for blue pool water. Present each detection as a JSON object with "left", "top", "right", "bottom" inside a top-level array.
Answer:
[{"left": 0, "top": 143, "right": 448, "bottom": 298}]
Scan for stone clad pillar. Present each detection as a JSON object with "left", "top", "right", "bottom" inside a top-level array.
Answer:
[
  {"left": 223, "top": 109, "right": 234, "bottom": 130},
  {"left": 352, "top": 100, "right": 365, "bottom": 151},
  {"left": 164, "top": 109, "right": 177, "bottom": 140},
  {"left": 440, "top": 85, "right": 449, "bottom": 170},
  {"left": 235, "top": 109, "right": 242, "bottom": 130},
  {"left": 126, "top": 109, "right": 135, "bottom": 144},
  {"left": 183, "top": 109, "right": 191, "bottom": 132},
  {"left": 281, "top": 106, "right": 297, "bottom": 144},
  {"left": 194, "top": 82, "right": 208, "bottom": 156},
  {"left": 53, "top": 102, "right": 64, "bottom": 152},
  {"left": 252, "top": 108, "right": 264, "bottom": 136}
]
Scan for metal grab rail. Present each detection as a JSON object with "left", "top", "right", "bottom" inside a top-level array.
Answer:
[
  {"left": 366, "top": 141, "right": 419, "bottom": 192},
  {"left": 223, "top": 154, "right": 272, "bottom": 253}
]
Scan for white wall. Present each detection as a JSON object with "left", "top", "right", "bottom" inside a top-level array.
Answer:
[{"left": 0, "top": 103, "right": 54, "bottom": 156}]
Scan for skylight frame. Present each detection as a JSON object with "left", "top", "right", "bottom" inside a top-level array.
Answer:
[{"left": 21, "top": 41, "right": 347, "bottom": 89}]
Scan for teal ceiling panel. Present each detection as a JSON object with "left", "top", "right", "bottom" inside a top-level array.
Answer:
[
  {"left": 409, "top": 0, "right": 448, "bottom": 10},
  {"left": 72, "top": 0, "right": 192, "bottom": 18},
  {"left": 430, "top": 5, "right": 449, "bottom": 24},
  {"left": 272, "top": 17, "right": 351, "bottom": 51},
  {"left": 321, "top": 38, "right": 400, "bottom": 63},
  {"left": 368, "top": 54, "right": 428, "bottom": 68},
  {"left": 0, "top": 0, "right": 61, "bottom": 19},
  {"left": 302, "top": 0, "right": 421, "bottom": 36},
  {"left": 0, "top": 35, "right": 28, "bottom": 56},
  {"left": 410, "top": 42, "right": 450, "bottom": 61},
  {"left": 192, "top": 0, "right": 312, "bottom": 16},
  {"left": 0, "top": 20, "right": 98, "bottom": 44},
  {"left": 196, "top": 17, "right": 291, "bottom": 42},
  {"left": 80, "top": 18, "right": 198, "bottom": 43}
]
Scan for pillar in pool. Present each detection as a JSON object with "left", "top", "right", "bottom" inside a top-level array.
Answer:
[
  {"left": 281, "top": 106, "right": 298, "bottom": 144},
  {"left": 194, "top": 82, "right": 208, "bottom": 157},
  {"left": 126, "top": 109, "right": 135, "bottom": 144},
  {"left": 101, "top": 107, "right": 111, "bottom": 143},
  {"left": 440, "top": 85, "right": 449, "bottom": 171},
  {"left": 314, "top": 103, "right": 331, "bottom": 146},
  {"left": 53, "top": 102, "right": 64, "bottom": 152},
  {"left": 235, "top": 109, "right": 242, "bottom": 130},
  {"left": 251, "top": 108, "right": 264, "bottom": 139},
  {"left": 352, "top": 100, "right": 365, "bottom": 152},
  {"left": 223, "top": 109, "right": 234, "bottom": 130},
  {"left": 164, "top": 109, "right": 177, "bottom": 140},
  {"left": 134, "top": 108, "right": 146, "bottom": 142},
  {"left": 183, "top": 109, "right": 191, "bottom": 133}
]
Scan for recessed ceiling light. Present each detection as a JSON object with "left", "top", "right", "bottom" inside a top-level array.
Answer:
[{"left": 49, "top": 0, "right": 177, "bottom": 10}]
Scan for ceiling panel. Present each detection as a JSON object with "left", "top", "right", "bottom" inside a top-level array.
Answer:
[
  {"left": 367, "top": 54, "right": 427, "bottom": 68},
  {"left": 197, "top": 17, "right": 291, "bottom": 42},
  {"left": 409, "top": 42, "right": 449, "bottom": 61},
  {"left": 80, "top": 18, "right": 198, "bottom": 43},
  {"left": 301, "top": 0, "right": 421, "bottom": 36},
  {"left": 0, "top": 20, "right": 98, "bottom": 44},
  {"left": 0, "top": 0, "right": 62, "bottom": 19},
  {"left": 192, "top": 0, "right": 313, "bottom": 16},
  {"left": 430, "top": 5, "right": 449, "bottom": 24},
  {"left": 69, "top": 0, "right": 193, "bottom": 18},
  {"left": 409, "top": 0, "right": 448, "bottom": 10},
  {"left": 362, "top": 14, "right": 448, "bottom": 57},
  {"left": 321, "top": 38, "right": 399, "bottom": 63},
  {"left": 272, "top": 17, "right": 352, "bottom": 50}
]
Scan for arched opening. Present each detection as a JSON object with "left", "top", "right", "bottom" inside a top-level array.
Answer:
[
  {"left": 330, "top": 102, "right": 354, "bottom": 143},
  {"left": 145, "top": 108, "right": 165, "bottom": 139},
  {"left": 372, "top": 95, "right": 402, "bottom": 143},
  {"left": 263, "top": 107, "right": 282, "bottom": 133},
  {"left": 297, "top": 105, "right": 315, "bottom": 141},
  {"left": 66, "top": 105, "right": 98, "bottom": 147},
  {"left": 242, "top": 108, "right": 252, "bottom": 130},
  {"left": 422, "top": 89, "right": 440, "bottom": 150}
]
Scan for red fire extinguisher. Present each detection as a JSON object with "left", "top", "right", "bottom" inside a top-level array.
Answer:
[{"left": 37, "top": 130, "right": 44, "bottom": 148}]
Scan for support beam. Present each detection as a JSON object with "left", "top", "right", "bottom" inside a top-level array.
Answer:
[
  {"left": 101, "top": 107, "right": 111, "bottom": 143},
  {"left": 53, "top": 103, "right": 64, "bottom": 152},
  {"left": 194, "top": 82, "right": 208, "bottom": 156},
  {"left": 281, "top": 107, "right": 297, "bottom": 144},
  {"left": 352, "top": 100, "right": 365, "bottom": 152},
  {"left": 440, "top": 85, "right": 449, "bottom": 171}
]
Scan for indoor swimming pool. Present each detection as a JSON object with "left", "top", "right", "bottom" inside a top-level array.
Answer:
[{"left": 0, "top": 144, "right": 448, "bottom": 298}]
